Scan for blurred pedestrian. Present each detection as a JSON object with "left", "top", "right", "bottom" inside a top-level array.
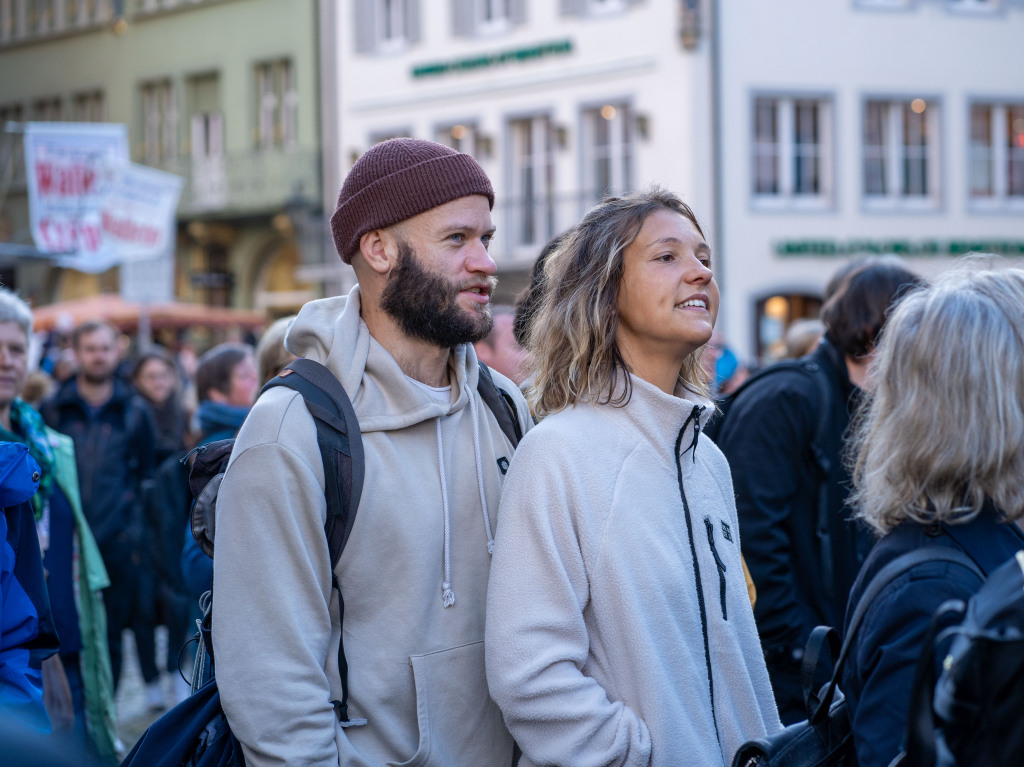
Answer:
[
  {"left": 1, "top": 440, "right": 56, "bottom": 733},
  {"left": 843, "top": 261, "right": 1024, "bottom": 767},
  {"left": 132, "top": 347, "right": 189, "bottom": 465},
  {"left": 716, "top": 256, "right": 923, "bottom": 723},
  {"left": 255, "top": 316, "right": 297, "bottom": 387},
  {"left": 0, "top": 291, "right": 118, "bottom": 762},
  {"left": 475, "top": 305, "right": 528, "bottom": 385},
  {"left": 178, "top": 343, "right": 259, "bottom": 601},
  {"left": 781, "top": 317, "right": 824, "bottom": 360},
  {"left": 40, "top": 321, "right": 158, "bottom": 708},
  {"left": 486, "top": 188, "right": 780, "bottom": 767}
]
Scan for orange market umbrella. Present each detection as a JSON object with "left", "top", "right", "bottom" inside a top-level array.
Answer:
[{"left": 31, "top": 294, "right": 268, "bottom": 333}]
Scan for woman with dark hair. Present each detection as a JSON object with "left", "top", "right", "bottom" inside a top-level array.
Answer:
[
  {"left": 843, "top": 261, "right": 1024, "bottom": 767},
  {"left": 178, "top": 344, "right": 258, "bottom": 600},
  {"left": 716, "top": 255, "right": 924, "bottom": 722},
  {"left": 485, "top": 188, "right": 780, "bottom": 766},
  {"left": 132, "top": 347, "right": 188, "bottom": 466}
]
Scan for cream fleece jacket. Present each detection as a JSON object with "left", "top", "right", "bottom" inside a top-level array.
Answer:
[
  {"left": 212, "top": 286, "right": 530, "bottom": 767},
  {"left": 485, "top": 375, "right": 781, "bottom": 767}
]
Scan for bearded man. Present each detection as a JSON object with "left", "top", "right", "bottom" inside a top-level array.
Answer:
[
  {"left": 41, "top": 320, "right": 157, "bottom": 695},
  {"left": 212, "top": 138, "right": 531, "bottom": 767}
]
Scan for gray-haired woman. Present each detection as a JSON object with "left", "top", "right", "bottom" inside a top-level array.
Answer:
[{"left": 842, "top": 260, "right": 1024, "bottom": 767}]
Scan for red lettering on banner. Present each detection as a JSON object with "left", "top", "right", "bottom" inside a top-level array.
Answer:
[
  {"left": 34, "top": 162, "right": 97, "bottom": 197},
  {"left": 101, "top": 211, "right": 161, "bottom": 247}
]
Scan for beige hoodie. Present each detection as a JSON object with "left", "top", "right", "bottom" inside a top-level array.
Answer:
[{"left": 212, "top": 286, "right": 530, "bottom": 767}]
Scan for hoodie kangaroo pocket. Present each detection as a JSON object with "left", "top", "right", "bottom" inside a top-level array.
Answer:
[{"left": 385, "top": 640, "right": 512, "bottom": 767}]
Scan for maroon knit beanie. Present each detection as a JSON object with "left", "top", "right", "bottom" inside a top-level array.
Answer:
[{"left": 330, "top": 138, "right": 495, "bottom": 264}]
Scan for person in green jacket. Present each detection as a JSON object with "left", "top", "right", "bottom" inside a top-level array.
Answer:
[{"left": 0, "top": 289, "right": 118, "bottom": 765}]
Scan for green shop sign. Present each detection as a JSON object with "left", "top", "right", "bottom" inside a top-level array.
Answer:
[
  {"left": 412, "top": 40, "right": 573, "bottom": 79},
  {"left": 775, "top": 239, "right": 1024, "bottom": 257}
]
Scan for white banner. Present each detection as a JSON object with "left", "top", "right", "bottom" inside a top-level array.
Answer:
[{"left": 23, "top": 122, "right": 183, "bottom": 273}]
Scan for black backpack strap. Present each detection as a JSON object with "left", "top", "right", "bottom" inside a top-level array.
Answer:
[
  {"left": 264, "top": 358, "right": 365, "bottom": 568},
  {"left": 808, "top": 546, "right": 983, "bottom": 724},
  {"left": 476, "top": 360, "right": 523, "bottom": 447},
  {"left": 261, "top": 358, "right": 366, "bottom": 726}
]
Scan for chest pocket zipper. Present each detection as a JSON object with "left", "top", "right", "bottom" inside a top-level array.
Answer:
[{"left": 704, "top": 517, "right": 728, "bottom": 621}]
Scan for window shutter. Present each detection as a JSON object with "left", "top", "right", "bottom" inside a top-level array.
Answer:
[
  {"left": 354, "top": 0, "right": 376, "bottom": 54},
  {"left": 510, "top": 0, "right": 527, "bottom": 23},
  {"left": 406, "top": 0, "right": 422, "bottom": 43}
]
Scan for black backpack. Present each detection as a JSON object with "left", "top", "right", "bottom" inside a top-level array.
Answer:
[
  {"left": 899, "top": 550, "right": 1024, "bottom": 767},
  {"left": 731, "top": 547, "right": 981, "bottom": 767},
  {"left": 122, "top": 357, "right": 523, "bottom": 766}
]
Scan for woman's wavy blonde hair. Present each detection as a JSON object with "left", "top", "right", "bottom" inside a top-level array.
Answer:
[
  {"left": 850, "top": 257, "right": 1024, "bottom": 535},
  {"left": 526, "top": 186, "right": 711, "bottom": 418}
]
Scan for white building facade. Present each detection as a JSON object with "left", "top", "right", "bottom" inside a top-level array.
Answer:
[
  {"left": 716, "top": 0, "right": 1024, "bottom": 360},
  {"left": 331, "top": 0, "right": 713, "bottom": 302}
]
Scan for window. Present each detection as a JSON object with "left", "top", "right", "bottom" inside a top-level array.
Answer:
[
  {"left": 354, "top": 0, "right": 421, "bottom": 54},
  {"left": 0, "top": 102, "right": 24, "bottom": 179},
  {"left": 451, "top": 0, "right": 525, "bottom": 36},
  {"left": 863, "top": 98, "right": 940, "bottom": 208},
  {"left": 581, "top": 102, "right": 633, "bottom": 204},
  {"left": 255, "top": 59, "right": 297, "bottom": 151},
  {"left": 141, "top": 79, "right": 177, "bottom": 165},
  {"left": 969, "top": 103, "right": 1024, "bottom": 206},
  {"left": 73, "top": 90, "right": 104, "bottom": 122},
  {"left": 507, "top": 115, "right": 555, "bottom": 249},
  {"left": 32, "top": 96, "right": 62, "bottom": 121},
  {"left": 187, "top": 72, "right": 225, "bottom": 209},
  {"left": 752, "top": 97, "right": 832, "bottom": 206},
  {"left": 436, "top": 122, "right": 481, "bottom": 157}
]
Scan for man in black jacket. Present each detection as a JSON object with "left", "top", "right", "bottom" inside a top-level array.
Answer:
[
  {"left": 42, "top": 321, "right": 157, "bottom": 697},
  {"left": 716, "top": 257, "right": 922, "bottom": 723}
]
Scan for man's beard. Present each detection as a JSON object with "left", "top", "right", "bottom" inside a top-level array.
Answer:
[
  {"left": 380, "top": 239, "right": 495, "bottom": 348},
  {"left": 81, "top": 366, "right": 113, "bottom": 385}
]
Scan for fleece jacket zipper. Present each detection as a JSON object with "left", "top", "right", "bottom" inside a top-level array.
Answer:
[{"left": 674, "top": 409, "right": 722, "bottom": 749}]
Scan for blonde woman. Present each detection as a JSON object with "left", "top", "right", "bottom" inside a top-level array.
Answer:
[
  {"left": 485, "top": 188, "right": 780, "bottom": 767},
  {"left": 841, "top": 262, "right": 1024, "bottom": 767}
]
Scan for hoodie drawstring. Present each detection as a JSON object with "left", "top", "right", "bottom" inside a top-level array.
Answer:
[
  {"left": 435, "top": 418, "right": 456, "bottom": 608},
  {"left": 433, "top": 383, "right": 499, "bottom": 609},
  {"left": 466, "top": 383, "right": 497, "bottom": 555}
]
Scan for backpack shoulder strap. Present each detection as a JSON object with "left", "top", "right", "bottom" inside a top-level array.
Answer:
[
  {"left": 476, "top": 360, "right": 523, "bottom": 447},
  {"left": 810, "top": 546, "right": 983, "bottom": 723},
  {"left": 261, "top": 358, "right": 366, "bottom": 726},
  {"left": 261, "top": 358, "right": 364, "bottom": 569}
]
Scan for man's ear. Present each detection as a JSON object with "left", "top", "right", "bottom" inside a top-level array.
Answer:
[{"left": 359, "top": 229, "right": 394, "bottom": 275}]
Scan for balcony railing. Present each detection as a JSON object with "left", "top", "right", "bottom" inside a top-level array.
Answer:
[{"left": 151, "top": 148, "right": 322, "bottom": 218}]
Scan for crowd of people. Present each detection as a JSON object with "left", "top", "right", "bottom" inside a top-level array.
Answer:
[{"left": 1, "top": 136, "right": 1022, "bottom": 767}]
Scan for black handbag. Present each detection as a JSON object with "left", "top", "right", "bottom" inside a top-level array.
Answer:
[{"left": 732, "top": 548, "right": 976, "bottom": 767}]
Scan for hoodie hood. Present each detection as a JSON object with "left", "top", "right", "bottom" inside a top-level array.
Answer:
[{"left": 286, "top": 285, "right": 481, "bottom": 433}]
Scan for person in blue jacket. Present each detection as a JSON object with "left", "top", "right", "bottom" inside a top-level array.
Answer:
[
  {"left": 1, "top": 440, "right": 58, "bottom": 730},
  {"left": 177, "top": 344, "right": 258, "bottom": 600},
  {"left": 842, "top": 261, "right": 1024, "bottom": 767}
]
